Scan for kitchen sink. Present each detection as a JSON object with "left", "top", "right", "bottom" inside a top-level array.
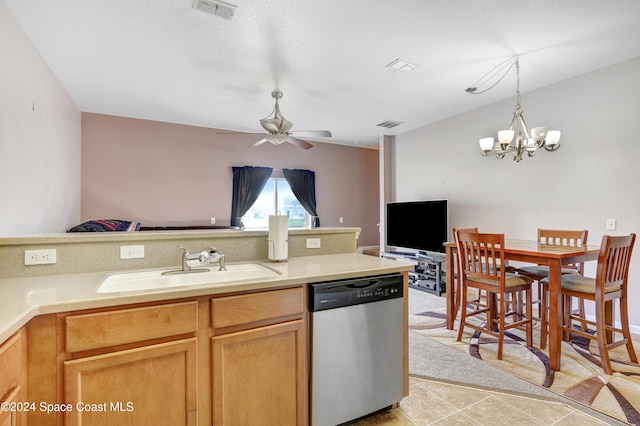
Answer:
[{"left": 97, "top": 263, "right": 281, "bottom": 293}]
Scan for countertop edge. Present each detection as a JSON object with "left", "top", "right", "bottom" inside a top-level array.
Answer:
[{"left": 0, "top": 253, "right": 412, "bottom": 343}]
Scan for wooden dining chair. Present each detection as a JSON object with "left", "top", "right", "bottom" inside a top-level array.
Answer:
[
  {"left": 516, "top": 229, "right": 588, "bottom": 349},
  {"left": 456, "top": 231, "right": 534, "bottom": 360},
  {"left": 541, "top": 234, "right": 637, "bottom": 375},
  {"left": 452, "top": 227, "right": 479, "bottom": 317},
  {"left": 452, "top": 227, "right": 520, "bottom": 319}
]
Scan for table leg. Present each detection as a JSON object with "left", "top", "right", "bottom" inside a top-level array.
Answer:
[
  {"left": 548, "top": 259, "right": 562, "bottom": 371},
  {"left": 445, "top": 246, "right": 456, "bottom": 330}
]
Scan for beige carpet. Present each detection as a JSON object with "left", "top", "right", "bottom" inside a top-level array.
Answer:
[{"left": 409, "top": 294, "right": 640, "bottom": 425}]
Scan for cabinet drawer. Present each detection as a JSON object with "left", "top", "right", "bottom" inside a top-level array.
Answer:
[
  {"left": 66, "top": 301, "right": 198, "bottom": 352},
  {"left": 212, "top": 287, "right": 304, "bottom": 331}
]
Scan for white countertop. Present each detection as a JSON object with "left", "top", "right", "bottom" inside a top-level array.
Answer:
[{"left": 0, "top": 253, "right": 412, "bottom": 342}]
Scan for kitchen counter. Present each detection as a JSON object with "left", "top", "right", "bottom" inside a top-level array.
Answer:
[{"left": 0, "top": 253, "right": 412, "bottom": 342}]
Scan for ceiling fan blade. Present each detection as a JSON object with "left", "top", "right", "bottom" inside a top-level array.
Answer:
[
  {"left": 249, "top": 138, "right": 269, "bottom": 148},
  {"left": 289, "top": 130, "right": 332, "bottom": 138},
  {"left": 286, "top": 136, "right": 314, "bottom": 150},
  {"left": 217, "top": 131, "right": 265, "bottom": 136}
]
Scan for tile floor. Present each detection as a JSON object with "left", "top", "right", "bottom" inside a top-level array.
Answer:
[{"left": 351, "top": 376, "right": 611, "bottom": 425}]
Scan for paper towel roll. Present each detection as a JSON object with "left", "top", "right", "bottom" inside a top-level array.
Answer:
[{"left": 268, "top": 215, "right": 288, "bottom": 261}]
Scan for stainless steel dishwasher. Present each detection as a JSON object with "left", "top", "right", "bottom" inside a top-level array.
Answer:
[{"left": 309, "top": 273, "right": 404, "bottom": 426}]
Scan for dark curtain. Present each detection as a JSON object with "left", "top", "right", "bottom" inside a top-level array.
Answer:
[
  {"left": 283, "top": 168, "right": 320, "bottom": 227},
  {"left": 230, "top": 166, "right": 273, "bottom": 227}
]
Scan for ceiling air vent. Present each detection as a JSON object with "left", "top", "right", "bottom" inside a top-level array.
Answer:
[
  {"left": 376, "top": 120, "right": 406, "bottom": 129},
  {"left": 192, "top": 0, "right": 237, "bottom": 20}
]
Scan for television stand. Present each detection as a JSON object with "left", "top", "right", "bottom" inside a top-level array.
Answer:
[{"left": 384, "top": 251, "right": 446, "bottom": 296}]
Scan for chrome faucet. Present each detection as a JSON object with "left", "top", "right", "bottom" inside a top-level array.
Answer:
[
  {"left": 162, "top": 246, "right": 227, "bottom": 275},
  {"left": 200, "top": 246, "right": 227, "bottom": 271},
  {"left": 182, "top": 246, "right": 226, "bottom": 271}
]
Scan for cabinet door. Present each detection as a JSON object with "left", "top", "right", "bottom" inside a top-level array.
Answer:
[
  {"left": 0, "top": 386, "right": 23, "bottom": 426},
  {"left": 212, "top": 320, "right": 307, "bottom": 426},
  {"left": 0, "top": 329, "right": 27, "bottom": 426},
  {"left": 64, "top": 338, "right": 197, "bottom": 426}
]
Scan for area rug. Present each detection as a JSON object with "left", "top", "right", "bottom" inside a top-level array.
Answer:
[{"left": 409, "top": 304, "right": 640, "bottom": 425}]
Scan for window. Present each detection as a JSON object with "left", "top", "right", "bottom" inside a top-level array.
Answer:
[{"left": 241, "top": 178, "right": 309, "bottom": 229}]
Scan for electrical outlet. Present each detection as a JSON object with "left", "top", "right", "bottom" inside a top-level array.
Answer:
[
  {"left": 210, "top": 217, "right": 216, "bottom": 225},
  {"left": 306, "top": 238, "right": 321, "bottom": 249},
  {"left": 339, "top": 217, "right": 344, "bottom": 224},
  {"left": 120, "top": 245, "right": 145, "bottom": 259},
  {"left": 25, "top": 249, "right": 57, "bottom": 265},
  {"left": 606, "top": 218, "right": 617, "bottom": 231}
]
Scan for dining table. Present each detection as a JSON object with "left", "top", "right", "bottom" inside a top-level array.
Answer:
[{"left": 444, "top": 239, "right": 600, "bottom": 371}]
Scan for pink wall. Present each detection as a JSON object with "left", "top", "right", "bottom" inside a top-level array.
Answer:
[{"left": 81, "top": 113, "right": 380, "bottom": 246}]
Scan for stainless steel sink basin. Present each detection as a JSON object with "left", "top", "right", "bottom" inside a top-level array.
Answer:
[{"left": 97, "top": 263, "right": 281, "bottom": 293}]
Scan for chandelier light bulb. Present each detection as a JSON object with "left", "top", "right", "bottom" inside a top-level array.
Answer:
[
  {"left": 498, "top": 130, "right": 514, "bottom": 146},
  {"left": 531, "top": 127, "right": 548, "bottom": 142},
  {"left": 479, "top": 137, "right": 495, "bottom": 151},
  {"left": 545, "top": 130, "right": 561, "bottom": 146}
]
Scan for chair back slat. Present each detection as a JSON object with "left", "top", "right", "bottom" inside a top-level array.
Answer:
[
  {"left": 456, "top": 231, "right": 505, "bottom": 287},
  {"left": 597, "top": 234, "right": 636, "bottom": 291},
  {"left": 538, "top": 229, "right": 588, "bottom": 274},
  {"left": 539, "top": 229, "right": 588, "bottom": 247}
]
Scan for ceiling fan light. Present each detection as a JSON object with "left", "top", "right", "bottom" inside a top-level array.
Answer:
[
  {"left": 265, "top": 134, "right": 288, "bottom": 144},
  {"left": 260, "top": 118, "right": 281, "bottom": 133},
  {"left": 279, "top": 118, "right": 293, "bottom": 133},
  {"left": 260, "top": 117, "right": 293, "bottom": 134}
]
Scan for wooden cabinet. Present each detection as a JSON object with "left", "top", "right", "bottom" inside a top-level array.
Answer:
[
  {"left": 63, "top": 302, "right": 199, "bottom": 426},
  {"left": 212, "top": 321, "right": 306, "bottom": 426},
  {"left": 13, "top": 285, "right": 308, "bottom": 425},
  {"left": 211, "top": 287, "right": 307, "bottom": 425},
  {"left": 0, "top": 328, "right": 27, "bottom": 426},
  {"left": 64, "top": 338, "right": 197, "bottom": 426}
]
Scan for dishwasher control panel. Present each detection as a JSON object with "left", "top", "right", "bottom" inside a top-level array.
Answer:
[{"left": 309, "top": 273, "right": 404, "bottom": 311}]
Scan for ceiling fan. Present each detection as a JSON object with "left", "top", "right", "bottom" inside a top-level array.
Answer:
[{"left": 242, "top": 91, "right": 332, "bottom": 150}]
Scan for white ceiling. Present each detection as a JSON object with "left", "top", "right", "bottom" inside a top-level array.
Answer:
[{"left": 6, "top": 0, "right": 640, "bottom": 147}]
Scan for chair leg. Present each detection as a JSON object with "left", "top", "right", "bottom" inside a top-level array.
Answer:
[
  {"left": 498, "top": 292, "right": 506, "bottom": 360},
  {"left": 456, "top": 284, "right": 468, "bottom": 342},
  {"left": 620, "top": 292, "right": 639, "bottom": 364},
  {"left": 563, "top": 295, "right": 573, "bottom": 342},
  {"left": 536, "top": 281, "right": 543, "bottom": 319},
  {"left": 577, "top": 299, "right": 589, "bottom": 332},
  {"left": 525, "top": 287, "right": 533, "bottom": 348},
  {"left": 453, "top": 273, "right": 461, "bottom": 323},
  {"left": 489, "top": 293, "right": 498, "bottom": 332},
  {"left": 594, "top": 296, "right": 613, "bottom": 375},
  {"left": 540, "top": 283, "right": 548, "bottom": 349}
]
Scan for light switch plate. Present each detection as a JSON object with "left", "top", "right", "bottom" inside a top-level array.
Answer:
[{"left": 606, "top": 218, "right": 617, "bottom": 231}]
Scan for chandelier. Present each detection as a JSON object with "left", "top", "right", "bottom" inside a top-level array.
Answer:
[{"left": 467, "top": 56, "right": 561, "bottom": 162}]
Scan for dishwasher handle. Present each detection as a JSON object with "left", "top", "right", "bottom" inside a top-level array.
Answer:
[{"left": 344, "top": 279, "right": 382, "bottom": 289}]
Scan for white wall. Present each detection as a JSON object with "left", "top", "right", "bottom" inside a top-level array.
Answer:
[
  {"left": 394, "top": 56, "right": 640, "bottom": 330},
  {"left": 0, "top": 2, "right": 81, "bottom": 236}
]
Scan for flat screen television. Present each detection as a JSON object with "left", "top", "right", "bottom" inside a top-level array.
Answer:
[{"left": 386, "top": 199, "right": 448, "bottom": 255}]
